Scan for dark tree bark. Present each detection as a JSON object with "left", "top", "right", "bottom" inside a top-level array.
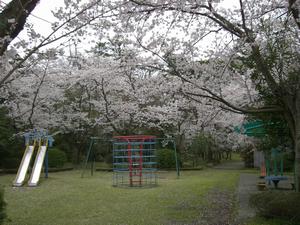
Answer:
[
  {"left": 0, "top": 0, "right": 40, "bottom": 56},
  {"left": 289, "top": 0, "right": 300, "bottom": 29},
  {"left": 294, "top": 91, "right": 300, "bottom": 192}
]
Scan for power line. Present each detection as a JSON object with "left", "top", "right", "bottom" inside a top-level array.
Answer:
[
  {"left": 30, "top": 14, "right": 52, "bottom": 24},
  {"left": 0, "top": 1, "right": 53, "bottom": 24}
]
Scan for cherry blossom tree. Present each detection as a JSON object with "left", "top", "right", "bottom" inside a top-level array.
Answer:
[
  {"left": 0, "top": 0, "right": 130, "bottom": 87},
  {"left": 3, "top": 46, "right": 236, "bottom": 141},
  {"left": 109, "top": 0, "right": 300, "bottom": 191},
  {"left": 0, "top": 0, "right": 272, "bottom": 177},
  {"left": 3, "top": 54, "right": 69, "bottom": 129}
]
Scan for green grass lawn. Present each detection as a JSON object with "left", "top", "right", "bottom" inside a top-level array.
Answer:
[
  {"left": 0, "top": 170, "right": 239, "bottom": 225},
  {"left": 245, "top": 217, "right": 298, "bottom": 225}
]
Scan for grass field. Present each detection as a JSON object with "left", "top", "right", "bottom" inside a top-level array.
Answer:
[
  {"left": 245, "top": 217, "right": 298, "bottom": 225},
  {"left": 0, "top": 170, "right": 239, "bottom": 225}
]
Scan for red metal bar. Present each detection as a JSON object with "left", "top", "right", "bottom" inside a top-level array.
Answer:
[
  {"left": 114, "top": 135, "right": 156, "bottom": 140},
  {"left": 128, "top": 141, "right": 133, "bottom": 186},
  {"left": 139, "top": 140, "right": 143, "bottom": 185},
  {"left": 112, "top": 135, "right": 156, "bottom": 187}
]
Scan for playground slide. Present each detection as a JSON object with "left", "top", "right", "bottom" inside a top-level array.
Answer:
[
  {"left": 28, "top": 145, "right": 47, "bottom": 187},
  {"left": 13, "top": 145, "right": 35, "bottom": 187}
]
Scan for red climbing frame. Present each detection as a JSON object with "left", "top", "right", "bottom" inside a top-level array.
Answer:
[{"left": 114, "top": 135, "right": 156, "bottom": 186}]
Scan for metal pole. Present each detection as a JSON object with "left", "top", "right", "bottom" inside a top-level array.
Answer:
[
  {"left": 91, "top": 143, "right": 98, "bottom": 176},
  {"left": 45, "top": 134, "right": 54, "bottom": 179},
  {"left": 81, "top": 138, "right": 94, "bottom": 178},
  {"left": 128, "top": 142, "right": 133, "bottom": 186},
  {"left": 44, "top": 150, "right": 48, "bottom": 178},
  {"left": 91, "top": 156, "right": 94, "bottom": 176},
  {"left": 266, "top": 158, "right": 270, "bottom": 176},
  {"left": 139, "top": 142, "right": 143, "bottom": 186},
  {"left": 280, "top": 155, "right": 283, "bottom": 176},
  {"left": 273, "top": 150, "right": 278, "bottom": 176},
  {"left": 173, "top": 140, "right": 180, "bottom": 178}
]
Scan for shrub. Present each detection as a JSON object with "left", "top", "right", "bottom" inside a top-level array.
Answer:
[
  {"left": 104, "top": 153, "right": 113, "bottom": 164},
  {"left": 48, "top": 148, "right": 67, "bottom": 168},
  {"left": 0, "top": 107, "right": 23, "bottom": 169},
  {"left": 2, "top": 157, "right": 20, "bottom": 169},
  {"left": 0, "top": 188, "right": 6, "bottom": 225},
  {"left": 156, "top": 148, "right": 180, "bottom": 168},
  {"left": 240, "top": 145, "right": 254, "bottom": 168},
  {"left": 249, "top": 191, "right": 300, "bottom": 223},
  {"left": 282, "top": 152, "right": 294, "bottom": 172}
]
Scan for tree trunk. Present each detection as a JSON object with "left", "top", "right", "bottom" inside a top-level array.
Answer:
[
  {"left": 294, "top": 97, "right": 300, "bottom": 192},
  {"left": 0, "top": 0, "right": 40, "bottom": 55},
  {"left": 295, "top": 126, "right": 300, "bottom": 192}
]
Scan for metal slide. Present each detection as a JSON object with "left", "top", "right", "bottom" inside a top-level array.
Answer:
[
  {"left": 13, "top": 145, "right": 35, "bottom": 187},
  {"left": 28, "top": 145, "right": 47, "bottom": 187}
]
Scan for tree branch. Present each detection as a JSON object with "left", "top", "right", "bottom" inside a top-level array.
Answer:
[
  {"left": 99, "top": 77, "right": 121, "bottom": 134},
  {"left": 128, "top": 0, "right": 245, "bottom": 37},
  {"left": 239, "top": 0, "right": 252, "bottom": 40},
  {"left": 288, "top": 0, "right": 300, "bottom": 29},
  {"left": 184, "top": 90, "right": 283, "bottom": 114},
  {"left": 28, "top": 59, "right": 49, "bottom": 128},
  {"left": 0, "top": 1, "right": 126, "bottom": 87}
]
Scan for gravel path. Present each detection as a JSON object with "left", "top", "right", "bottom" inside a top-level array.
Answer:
[
  {"left": 212, "top": 160, "right": 258, "bottom": 224},
  {"left": 213, "top": 161, "right": 258, "bottom": 224},
  {"left": 234, "top": 173, "right": 257, "bottom": 224}
]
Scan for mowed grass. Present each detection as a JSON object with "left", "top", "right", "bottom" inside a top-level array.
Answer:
[
  {"left": 245, "top": 217, "right": 298, "bottom": 225},
  {"left": 0, "top": 170, "right": 239, "bottom": 225}
]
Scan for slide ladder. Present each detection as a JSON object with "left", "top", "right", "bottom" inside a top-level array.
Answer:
[{"left": 13, "top": 145, "right": 35, "bottom": 187}]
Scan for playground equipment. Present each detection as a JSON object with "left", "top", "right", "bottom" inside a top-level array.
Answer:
[
  {"left": 235, "top": 120, "right": 267, "bottom": 137},
  {"left": 82, "top": 136, "right": 180, "bottom": 187},
  {"left": 81, "top": 137, "right": 109, "bottom": 178},
  {"left": 264, "top": 148, "right": 288, "bottom": 188},
  {"left": 13, "top": 129, "right": 54, "bottom": 187},
  {"left": 113, "top": 135, "right": 157, "bottom": 187},
  {"left": 236, "top": 120, "right": 292, "bottom": 187}
]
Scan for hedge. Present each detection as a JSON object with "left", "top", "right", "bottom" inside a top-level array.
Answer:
[
  {"left": 156, "top": 148, "right": 180, "bottom": 169},
  {"left": 249, "top": 191, "right": 300, "bottom": 223},
  {"left": 0, "top": 188, "right": 6, "bottom": 225},
  {"left": 48, "top": 148, "right": 67, "bottom": 168}
]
